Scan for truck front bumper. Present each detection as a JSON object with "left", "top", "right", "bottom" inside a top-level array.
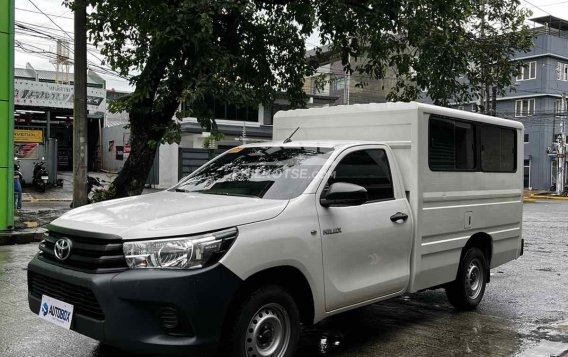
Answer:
[{"left": 27, "top": 255, "right": 242, "bottom": 356}]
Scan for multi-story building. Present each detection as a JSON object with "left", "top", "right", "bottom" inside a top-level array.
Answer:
[
  {"left": 304, "top": 16, "right": 568, "bottom": 190},
  {"left": 304, "top": 44, "right": 398, "bottom": 106},
  {"left": 481, "top": 16, "right": 568, "bottom": 190}
]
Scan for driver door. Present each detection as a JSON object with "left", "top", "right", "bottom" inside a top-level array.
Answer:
[{"left": 316, "top": 146, "right": 413, "bottom": 311}]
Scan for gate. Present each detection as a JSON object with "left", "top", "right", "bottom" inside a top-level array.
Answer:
[{"left": 178, "top": 148, "right": 223, "bottom": 180}]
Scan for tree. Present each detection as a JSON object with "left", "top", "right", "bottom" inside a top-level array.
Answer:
[{"left": 73, "top": 0, "right": 532, "bottom": 199}]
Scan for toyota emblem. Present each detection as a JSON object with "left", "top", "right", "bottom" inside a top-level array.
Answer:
[{"left": 54, "top": 238, "right": 72, "bottom": 261}]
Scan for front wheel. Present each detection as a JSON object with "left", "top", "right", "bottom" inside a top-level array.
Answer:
[
  {"left": 225, "top": 285, "right": 300, "bottom": 357},
  {"left": 34, "top": 180, "right": 46, "bottom": 193},
  {"left": 445, "top": 247, "right": 487, "bottom": 310}
]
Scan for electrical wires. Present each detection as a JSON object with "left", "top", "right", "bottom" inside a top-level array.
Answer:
[{"left": 15, "top": 2, "right": 129, "bottom": 81}]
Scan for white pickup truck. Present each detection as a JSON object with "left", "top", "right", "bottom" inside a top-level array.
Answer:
[{"left": 28, "top": 102, "right": 524, "bottom": 357}]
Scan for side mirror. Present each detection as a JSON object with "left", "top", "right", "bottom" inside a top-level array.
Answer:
[{"left": 320, "top": 182, "right": 368, "bottom": 207}]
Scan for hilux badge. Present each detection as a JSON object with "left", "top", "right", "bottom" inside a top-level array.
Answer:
[
  {"left": 323, "top": 227, "right": 342, "bottom": 235},
  {"left": 54, "top": 238, "right": 72, "bottom": 261}
]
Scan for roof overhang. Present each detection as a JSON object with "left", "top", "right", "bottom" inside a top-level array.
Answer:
[{"left": 531, "top": 15, "right": 568, "bottom": 31}]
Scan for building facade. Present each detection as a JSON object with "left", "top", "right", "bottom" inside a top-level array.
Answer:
[
  {"left": 305, "top": 17, "right": 568, "bottom": 191},
  {"left": 480, "top": 16, "right": 568, "bottom": 190},
  {"left": 13, "top": 63, "right": 106, "bottom": 182}
]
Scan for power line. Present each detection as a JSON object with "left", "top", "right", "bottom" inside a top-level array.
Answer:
[
  {"left": 15, "top": 23, "right": 126, "bottom": 80},
  {"left": 23, "top": 0, "right": 115, "bottom": 76},
  {"left": 522, "top": 0, "right": 554, "bottom": 16},
  {"left": 26, "top": 0, "right": 73, "bottom": 40},
  {"left": 15, "top": 7, "right": 74, "bottom": 20}
]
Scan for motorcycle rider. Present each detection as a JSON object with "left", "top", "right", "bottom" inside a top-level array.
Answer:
[{"left": 14, "top": 158, "right": 22, "bottom": 209}]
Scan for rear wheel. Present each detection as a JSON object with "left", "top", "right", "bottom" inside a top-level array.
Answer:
[
  {"left": 35, "top": 181, "right": 46, "bottom": 193},
  {"left": 445, "top": 247, "right": 487, "bottom": 310},
  {"left": 225, "top": 285, "right": 300, "bottom": 357}
]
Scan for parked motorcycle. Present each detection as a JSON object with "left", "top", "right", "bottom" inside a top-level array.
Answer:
[
  {"left": 70, "top": 176, "right": 106, "bottom": 208},
  {"left": 32, "top": 157, "right": 49, "bottom": 193}
]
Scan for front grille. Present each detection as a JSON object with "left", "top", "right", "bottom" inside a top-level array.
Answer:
[
  {"left": 28, "top": 271, "right": 105, "bottom": 320},
  {"left": 39, "top": 230, "right": 127, "bottom": 273}
]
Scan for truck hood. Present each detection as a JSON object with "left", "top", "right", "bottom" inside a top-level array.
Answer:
[{"left": 49, "top": 191, "right": 288, "bottom": 240}]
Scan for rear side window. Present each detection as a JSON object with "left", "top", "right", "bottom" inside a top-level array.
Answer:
[
  {"left": 481, "top": 126, "right": 516, "bottom": 172},
  {"left": 429, "top": 116, "right": 476, "bottom": 170},
  {"left": 329, "top": 149, "right": 394, "bottom": 201},
  {"left": 428, "top": 115, "right": 517, "bottom": 173}
]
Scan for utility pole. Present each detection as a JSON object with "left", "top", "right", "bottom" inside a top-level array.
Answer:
[
  {"left": 556, "top": 93, "right": 567, "bottom": 195},
  {"left": 73, "top": 0, "right": 88, "bottom": 206},
  {"left": 485, "top": 84, "right": 491, "bottom": 115},
  {"left": 491, "top": 86, "right": 497, "bottom": 116},
  {"left": 479, "top": 0, "right": 490, "bottom": 115}
]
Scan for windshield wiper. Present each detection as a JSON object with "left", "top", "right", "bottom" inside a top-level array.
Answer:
[{"left": 196, "top": 191, "right": 260, "bottom": 198}]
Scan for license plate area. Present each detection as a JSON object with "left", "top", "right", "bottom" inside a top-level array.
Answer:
[{"left": 39, "top": 295, "right": 74, "bottom": 329}]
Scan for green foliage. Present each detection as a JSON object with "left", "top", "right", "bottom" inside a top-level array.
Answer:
[
  {"left": 90, "top": 186, "right": 114, "bottom": 203},
  {"left": 64, "top": 0, "right": 533, "bottom": 198},
  {"left": 203, "top": 132, "right": 225, "bottom": 149},
  {"left": 73, "top": 0, "right": 533, "bottom": 116}
]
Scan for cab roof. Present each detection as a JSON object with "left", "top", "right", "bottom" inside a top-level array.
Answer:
[{"left": 239, "top": 140, "right": 382, "bottom": 150}]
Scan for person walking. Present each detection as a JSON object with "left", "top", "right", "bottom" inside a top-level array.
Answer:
[{"left": 14, "top": 158, "right": 22, "bottom": 209}]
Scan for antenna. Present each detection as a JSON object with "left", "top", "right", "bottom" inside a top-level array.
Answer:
[{"left": 283, "top": 127, "right": 300, "bottom": 144}]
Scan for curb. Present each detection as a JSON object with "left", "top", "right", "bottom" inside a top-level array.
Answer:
[
  {"left": 24, "top": 199, "right": 73, "bottom": 202},
  {"left": 530, "top": 195, "right": 568, "bottom": 201},
  {"left": 523, "top": 198, "right": 538, "bottom": 203},
  {"left": 0, "top": 228, "right": 46, "bottom": 246}
]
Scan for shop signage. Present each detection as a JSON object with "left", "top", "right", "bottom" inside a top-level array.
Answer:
[
  {"left": 116, "top": 146, "right": 124, "bottom": 160},
  {"left": 14, "top": 143, "right": 39, "bottom": 160},
  {"left": 14, "top": 79, "right": 106, "bottom": 113},
  {"left": 14, "top": 129, "right": 43, "bottom": 143}
]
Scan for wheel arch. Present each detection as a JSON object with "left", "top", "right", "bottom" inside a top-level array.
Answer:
[
  {"left": 460, "top": 232, "right": 493, "bottom": 281},
  {"left": 223, "top": 265, "right": 316, "bottom": 329}
]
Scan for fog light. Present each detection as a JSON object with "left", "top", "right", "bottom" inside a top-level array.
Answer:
[{"left": 159, "top": 307, "right": 180, "bottom": 330}]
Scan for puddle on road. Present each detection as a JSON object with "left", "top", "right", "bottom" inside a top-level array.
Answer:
[
  {"left": 515, "top": 340, "right": 568, "bottom": 357},
  {"left": 296, "top": 291, "right": 521, "bottom": 357},
  {"left": 517, "top": 319, "right": 568, "bottom": 355}
]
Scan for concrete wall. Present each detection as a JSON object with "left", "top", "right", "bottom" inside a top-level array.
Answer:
[
  {"left": 158, "top": 143, "right": 179, "bottom": 188},
  {"left": 102, "top": 124, "right": 129, "bottom": 173},
  {"left": 102, "top": 124, "right": 180, "bottom": 188}
]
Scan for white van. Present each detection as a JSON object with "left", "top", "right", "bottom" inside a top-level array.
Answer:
[{"left": 28, "top": 102, "right": 523, "bottom": 357}]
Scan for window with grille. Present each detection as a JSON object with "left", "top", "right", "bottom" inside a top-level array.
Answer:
[
  {"left": 429, "top": 116, "right": 476, "bottom": 171},
  {"left": 515, "top": 99, "right": 535, "bottom": 117},
  {"left": 516, "top": 61, "right": 536, "bottom": 81}
]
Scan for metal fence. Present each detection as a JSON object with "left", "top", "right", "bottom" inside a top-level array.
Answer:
[{"left": 178, "top": 148, "right": 223, "bottom": 180}]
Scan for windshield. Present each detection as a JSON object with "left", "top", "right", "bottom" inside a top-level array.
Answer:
[{"left": 173, "top": 146, "right": 334, "bottom": 199}]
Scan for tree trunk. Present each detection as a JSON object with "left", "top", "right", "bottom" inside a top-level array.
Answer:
[
  {"left": 103, "top": 43, "right": 182, "bottom": 199},
  {"left": 107, "top": 97, "right": 180, "bottom": 198},
  {"left": 109, "top": 118, "right": 164, "bottom": 197}
]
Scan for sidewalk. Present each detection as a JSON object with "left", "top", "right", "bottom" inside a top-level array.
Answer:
[{"left": 21, "top": 171, "right": 119, "bottom": 202}]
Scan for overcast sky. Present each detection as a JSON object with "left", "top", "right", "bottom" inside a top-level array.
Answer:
[{"left": 14, "top": 0, "right": 568, "bottom": 92}]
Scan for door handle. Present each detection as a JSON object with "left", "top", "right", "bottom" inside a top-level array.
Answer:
[{"left": 390, "top": 212, "right": 408, "bottom": 223}]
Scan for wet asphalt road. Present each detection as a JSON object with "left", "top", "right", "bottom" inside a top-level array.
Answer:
[{"left": 0, "top": 201, "right": 567, "bottom": 357}]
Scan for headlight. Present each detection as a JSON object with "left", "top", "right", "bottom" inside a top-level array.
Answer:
[{"left": 123, "top": 227, "right": 238, "bottom": 269}]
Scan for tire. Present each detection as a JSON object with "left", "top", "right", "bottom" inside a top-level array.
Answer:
[
  {"left": 225, "top": 285, "right": 300, "bottom": 357},
  {"left": 35, "top": 181, "right": 46, "bottom": 193},
  {"left": 445, "top": 247, "right": 487, "bottom": 310}
]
